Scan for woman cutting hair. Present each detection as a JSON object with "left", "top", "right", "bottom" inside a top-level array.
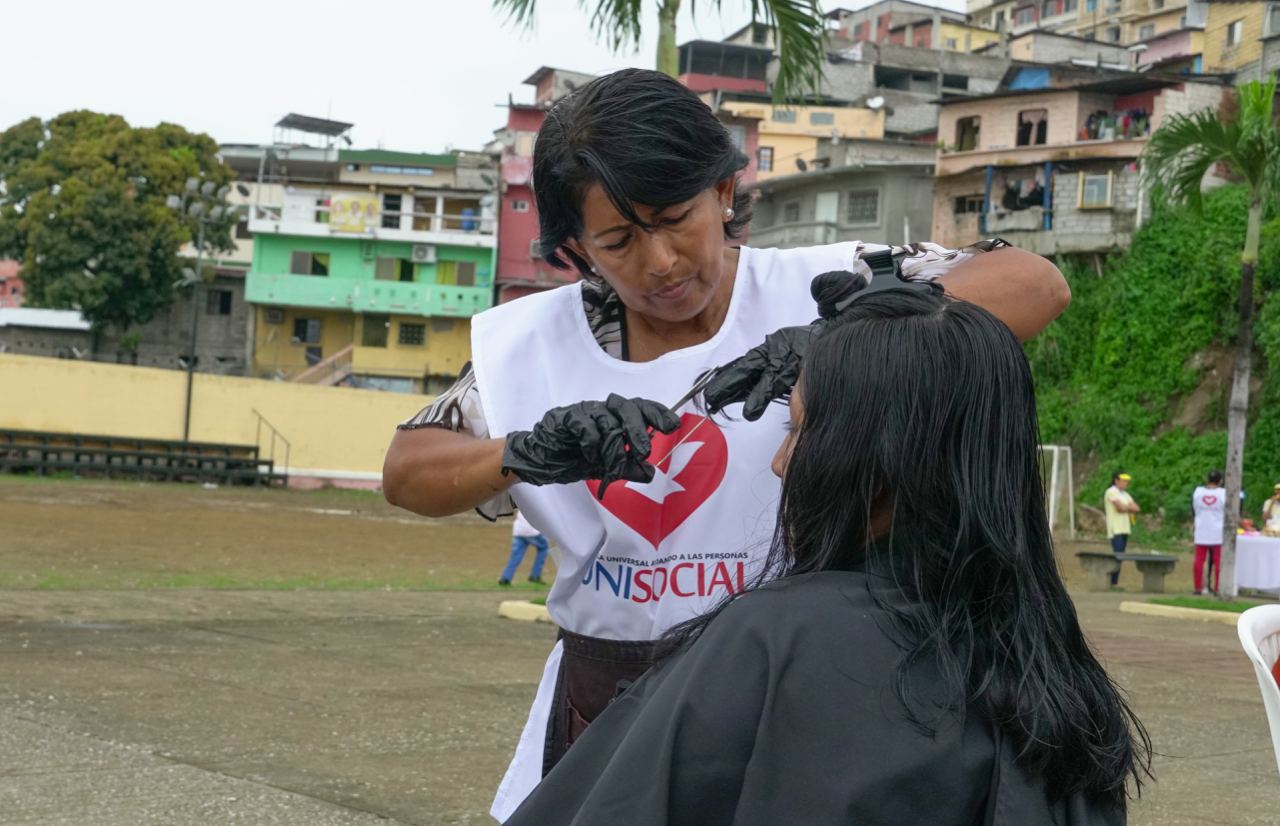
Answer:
[
  {"left": 382, "top": 68, "right": 1071, "bottom": 820},
  {"left": 506, "top": 289, "right": 1150, "bottom": 826}
]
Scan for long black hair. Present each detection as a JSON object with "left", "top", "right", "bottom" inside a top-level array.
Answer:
[
  {"left": 667, "top": 289, "right": 1150, "bottom": 807},
  {"left": 532, "top": 68, "right": 752, "bottom": 278}
]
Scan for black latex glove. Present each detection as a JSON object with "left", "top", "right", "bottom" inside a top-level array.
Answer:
[
  {"left": 503, "top": 393, "right": 682, "bottom": 498},
  {"left": 703, "top": 270, "right": 869, "bottom": 421}
]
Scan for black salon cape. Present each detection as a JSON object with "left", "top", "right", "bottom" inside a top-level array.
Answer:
[{"left": 505, "top": 571, "right": 1124, "bottom": 826}]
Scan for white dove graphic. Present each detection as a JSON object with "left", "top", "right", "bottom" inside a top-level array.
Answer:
[{"left": 625, "top": 441, "right": 705, "bottom": 504}]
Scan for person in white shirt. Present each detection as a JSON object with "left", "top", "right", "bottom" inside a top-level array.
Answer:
[
  {"left": 382, "top": 69, "right": 1071, "bottom": 821},
  {"left": 1104, "top": 472, "right": 1140, "bottom": 587},
  {"left": 1263, "top": 483, "right": 1280, "bottom": 535},
  {"left": 1191, "top": 471, "right": 1225, "bottom": 595},
  {"left": 500, "top": 511, "right": 550, "bottom": 586}
]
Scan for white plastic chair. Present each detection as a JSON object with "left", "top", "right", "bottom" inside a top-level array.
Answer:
[{"left": 1237, "top": 605, "right": 1280, "bottom": 775}]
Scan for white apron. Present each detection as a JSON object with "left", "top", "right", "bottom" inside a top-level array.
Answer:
[{"left": 471, "top": 243, "right": 862, "bottom": 821}]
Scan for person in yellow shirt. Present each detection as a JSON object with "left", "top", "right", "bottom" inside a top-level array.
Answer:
[
  {"left": 1104, "top": 472, "right": 1140, "bottom": 586},
  {"left": 1263, "top": 483, "right": 1280, "bottom": 536}
]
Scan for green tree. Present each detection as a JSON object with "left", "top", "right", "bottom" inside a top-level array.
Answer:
[
  {"left": 0, "top": 111, "right": 237, "bottom": 344},
  {"left": 493, "top": 0, "right": 827, "bottom": 103},
  {"left": 1142, "top": 78, "right": 1280, "bottom": 596}
]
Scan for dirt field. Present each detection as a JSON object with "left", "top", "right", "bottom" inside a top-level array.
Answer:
[
  {"left": 3, "top": 475, "right": 1277, "bottom": 825},
  {"left": 0, "top": 475, "right": 1195, "bottom": 593},
  {"left": 0, "top": 476, "right": 553, "bottom": 591}
]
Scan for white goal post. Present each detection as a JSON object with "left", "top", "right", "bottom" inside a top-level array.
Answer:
[{"left": 1040, "top": 445, "right": 1076, "bottom": 539}]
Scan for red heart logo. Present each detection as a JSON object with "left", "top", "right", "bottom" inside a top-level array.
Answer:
[
  {"left": 1203, "top": 495, "right": 1219, "bottom": 506},
  {"left": 586, "top": 413, "right": 729, "bottom": 550}
]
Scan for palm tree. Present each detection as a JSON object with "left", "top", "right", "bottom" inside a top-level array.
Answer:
[
  {"left": 493, "top": 0, "right": 828, "bottom": 103},
  {"left": 1142, "top": 77, "right": 1280, "bottom": 597}
]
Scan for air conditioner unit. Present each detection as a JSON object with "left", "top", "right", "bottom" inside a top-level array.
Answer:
[
  {"left": 411, "top": 244, "right": 437, "bottom": 263},
  {"left": 265, "top": 308, "right": 285, "bottom": 325},
  {"left": 529, "top": 238, "right": 542, "bottom": 259}
]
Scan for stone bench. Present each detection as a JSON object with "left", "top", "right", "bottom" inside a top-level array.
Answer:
[{"left": 1076, "top": 551, "right": 1179, "bottom": 593}]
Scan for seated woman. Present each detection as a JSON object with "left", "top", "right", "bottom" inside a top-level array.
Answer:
[{"left": 505, "top": 288, "right": 1150, "bottom": 825}]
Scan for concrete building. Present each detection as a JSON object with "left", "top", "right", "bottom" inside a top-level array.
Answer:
[
  {"left": 716, "top": 99, "right": 886, "bottom": 180},
  {"left": 817, "top": 40, "right": 1011, "bottom": 138},
  {"left": 0, "top": 271, "right": 249, "bottom": 373},
  {"left": 750, "top": 138, "right": 937, "bottom": 248},
  {"left": 931, "top": 66, "right": 1224, "bottom": 255},
  {"left": 1203, "top": 1, "right": 1280, "bottom": 76},
  {"left": 224, "top": 115, "right": 497, "bottom": 394},
  {"left": 0, "top": 261, "right": 22, "bottom": 308}
]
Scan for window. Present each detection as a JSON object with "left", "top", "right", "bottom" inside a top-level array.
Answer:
[
  {"left": 315, "top": 197, "right": 329, "bottom": 224},
  {"left": 1014, "top": 6, "right": 1036, "bottom": 25},
  {"left": 290, "top": 251, "right": 329, "bottom": 277},
  {"left": 1270, "top": 4, "right": 1280, "bottom": 37},
  {"left": 854, "top": 21, "right": 866, "bottom": 38},
  {"left": 1138, "top": 23, "right": 1155, "bottom": 40},
  {"left": 782, "top": 200, "right": 801, "bottom": 223},
  {"left": 945, "top": 37, "right": 959, "bottom": 49},
  {"left": 510, "top": 199, "right": 530, "bottom": 212},
  {"left": 757, "top": 146, "right": 774, "bottom": 172},
  {"left": 292, "top": 318, "right": 322, "bottom": 344},
  {"left": 995, "top": 10, "right": 1006, "bottom": 28},
  {"left": 345, "top": 163, "right": 360, "bottom": 172},
  {"left": 809, "top": 111, "right": 835, "bottom": 125},
  {"left": 955, "top": 116, "right": 981, "bottom": 151},
  {"left": 943, "top": 73, "right": 969, "bottom": 90},
  {"left": 235, "top": 220, "right": 251, "bottom": 240},
  {"left": 954, "top": 194, "right": 985, "bottom": 214},
  {"left": 1085, "top": 0, "right": 1096, "bottom": 11},
  {"left": 1227, "top": 19, "right": 1244, "bottom": 47},
  {"left": 1152, "top": 0, "right": 1163, "bottom": 7},
  {"left": 1063, "top": 0, "right": 1077, "bottom": 11},
  {"left": 362, "top": 314, "right": 389, "bottom": 348},
  {"left": 751, "top": 24, "right": 767, "bottom": 45},
  {"left": 725, "top": 124, "right": 746, "bottom": 151},
  {"left": 1017, "top": 109, "right": 1048, "bottom": 146},
  {"left": 369, "top": 164, "right": 434, "bottom": 176},
  {"left": 846, "top": 189, "right": 879, "bottom": 224},
  {"left": 771, "top": 109, "right": 797, "bottom": 123},
  {"left": 381, "top": 194, "right": 402, "bottom": 229},
  {"left": 375, "top": 257, "right": 414, "bottom": 282},
  {"left": 399, "top": 322, "right": 426, "bottom": 346},
  {"left": 1078, "top": 172, "right": 1113, "bottom": 209},
  {"left": 265, "top": 308, "right": 285, "bottom": 325},
  {"left": 205, "top": 289, "right": 232, "bottom": 316},
  {"left": 436, "top": 260, "right": 477, "bottom": 286},
  {"left": 1105, "top": 26, "right": 1121, "bottom": 42},
  {"left": 1042, "top": 0, "right": 1055, "bottom": 17}
]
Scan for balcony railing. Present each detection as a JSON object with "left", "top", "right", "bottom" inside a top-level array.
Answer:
[
  {"left": 748, "top": 221, "right": 842, "bottom": 249},
  {"left": 248, "top": 203, "right": 496, "bottom": 247},
  {"left": 245, "top": 272, "right": 493, "bottom": 318}
]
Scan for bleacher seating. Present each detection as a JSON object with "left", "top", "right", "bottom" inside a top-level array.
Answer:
[{"left": 0, "top": 428, "right": 287, "bottom": 486}]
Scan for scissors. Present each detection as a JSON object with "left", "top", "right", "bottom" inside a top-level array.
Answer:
[{"left": 647, "top": 369, "right": 717, "bottom": 469}]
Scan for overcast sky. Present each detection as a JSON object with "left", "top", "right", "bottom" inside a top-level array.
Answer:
[{"left": 2, "top": 0, "right": 964, "bottom": 153}]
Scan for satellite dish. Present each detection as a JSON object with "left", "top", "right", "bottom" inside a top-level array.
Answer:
[
  {"left": 866, "top": 96, "right": 886, "bottom": 110},
  {"left": 796, "top": 158, "right": 809, "bottom": 172}
]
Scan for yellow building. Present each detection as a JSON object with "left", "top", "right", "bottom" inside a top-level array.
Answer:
[
  {"left": 718, "top": 100, "right": 886, "bottom": 180},
  {"left": 1203, "top": 1, "right": 1275, "bottom": 75},
  {"left": 940, "top": 21, "right": 1004, "bottom": 52}
]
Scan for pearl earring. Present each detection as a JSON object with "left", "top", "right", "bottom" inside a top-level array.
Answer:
[{"left": 724, "top": 207, "right": 735, "bottom": 220}]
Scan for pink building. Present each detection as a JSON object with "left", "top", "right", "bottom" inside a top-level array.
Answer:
[{"left": 0, "top": 260, "right": 23, "bottom": 308}]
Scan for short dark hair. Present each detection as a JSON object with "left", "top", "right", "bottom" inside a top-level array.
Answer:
[
  {"left": 1208, "top": 470, "right": 1224, "bottom": 485},
  {"left": 532, "top": 68, "right": 753, "bottom": 277},
  {"left": 1112, "top": 471, "right": 1127, "bottom": 485}
]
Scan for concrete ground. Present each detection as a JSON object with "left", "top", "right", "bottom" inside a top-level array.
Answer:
[
  {"left": 3, "top": 589, "right": 1278, "bottom": 825},
  {"left": 1, "top": 477, "right": 1278, "bottom": 824}
]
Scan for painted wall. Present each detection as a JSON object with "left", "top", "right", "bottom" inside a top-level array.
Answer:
[
  {"left": 940, "top": 22, "right": 1003, "bottom": 52},
  {"left": 253, "top": 307, "right": 355, "bottom": 377},
  {"left": 939, "top": 91, "right": 1083, "bottom": 151},
  {"left": 1204, "top": 2, "right": 1264, "bottom": 73},
  {"left": 350, "top": 316, "right": 471, "bottom": 379},
  {"left": 0, "top": 353, "right": 418, "bottom": 475}
]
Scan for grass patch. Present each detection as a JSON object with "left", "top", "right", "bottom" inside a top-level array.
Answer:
[
  {"left": 1149, "top": 596, "right": 1268, "bottom": 614},
  {"left": 530, "top": 596, "right": 547, "bottom": 606}
]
